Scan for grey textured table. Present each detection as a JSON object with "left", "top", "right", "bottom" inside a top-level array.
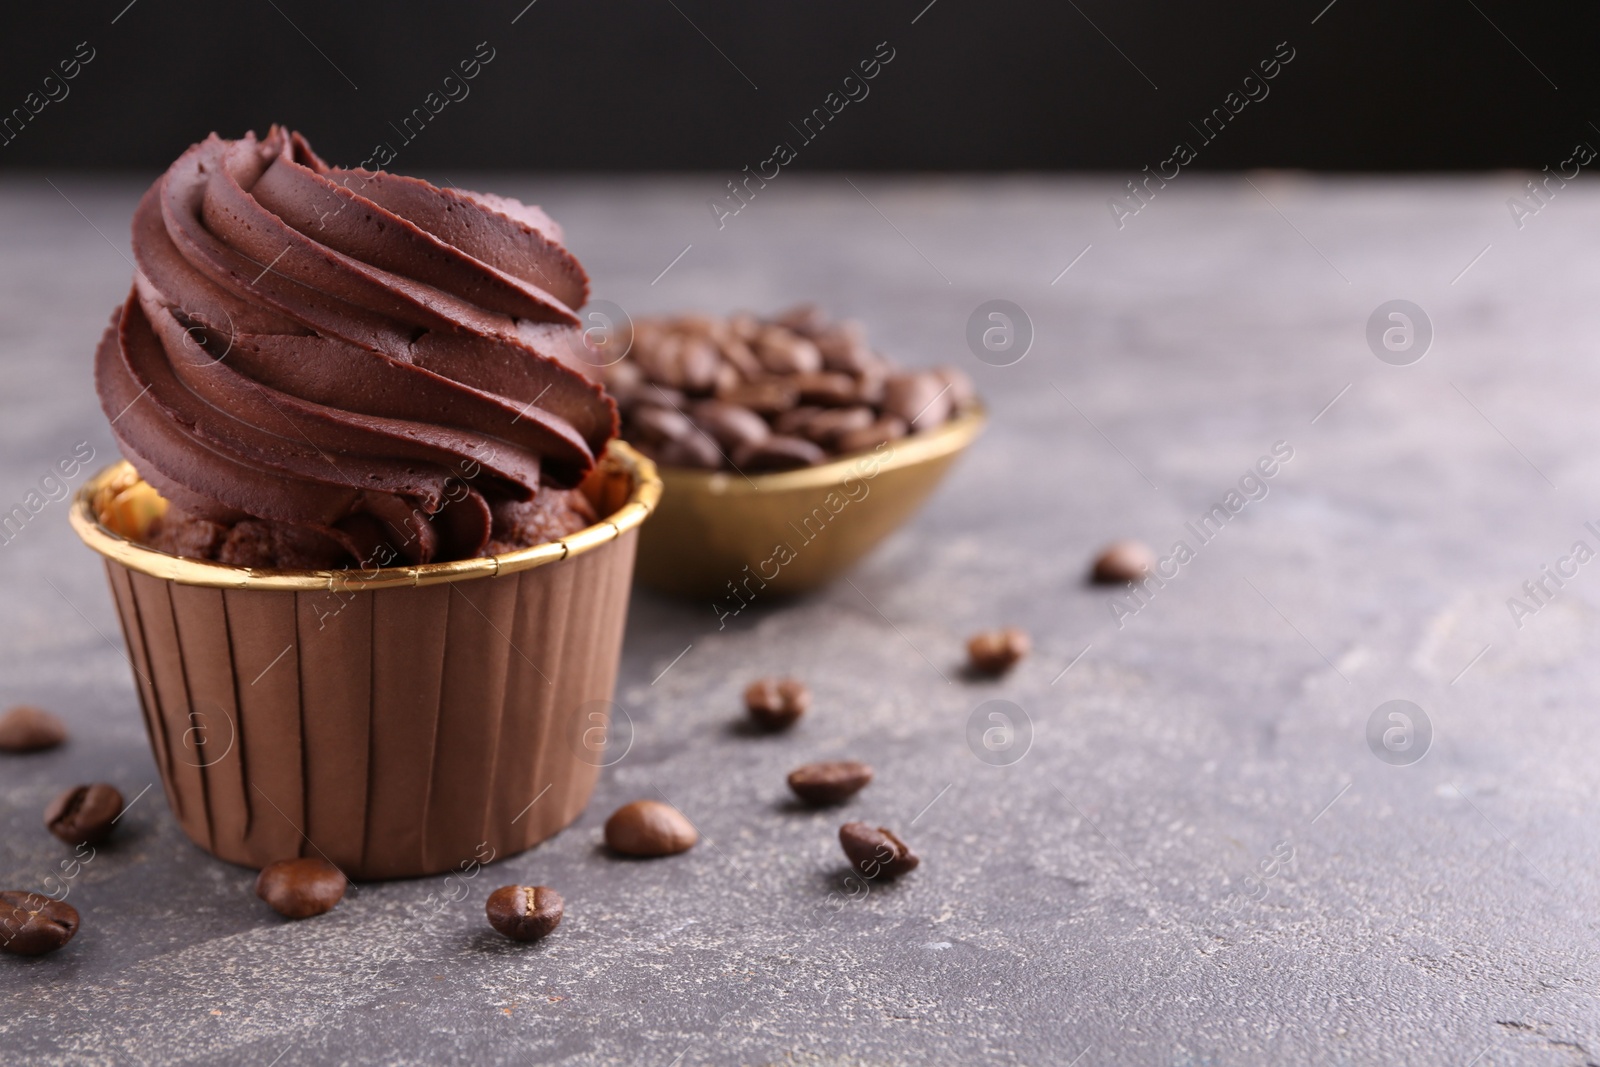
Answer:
[{"left": 3, "top": 174, "right": 1599, "bottom": 1066}]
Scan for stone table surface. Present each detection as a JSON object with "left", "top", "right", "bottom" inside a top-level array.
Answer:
[{"left": 2, "top": 173, "right": 1599, "bottom": 1066}]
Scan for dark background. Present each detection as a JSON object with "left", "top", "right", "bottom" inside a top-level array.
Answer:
[{"left": 0, "top": 0, "right": 1595, "bottom": 173}]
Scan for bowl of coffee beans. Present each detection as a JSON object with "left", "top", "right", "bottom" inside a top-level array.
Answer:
[{"left": 602, "top": 304, "right": 983, "bottom": 598}]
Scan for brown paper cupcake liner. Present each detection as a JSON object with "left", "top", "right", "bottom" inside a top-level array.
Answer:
[{"left": 70, "top": 443, "right": 660, "bottom": 880}]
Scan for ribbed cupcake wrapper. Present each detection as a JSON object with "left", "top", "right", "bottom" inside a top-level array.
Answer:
[{"left": 101, "top": 526, "right": 639, "bottom": 881}]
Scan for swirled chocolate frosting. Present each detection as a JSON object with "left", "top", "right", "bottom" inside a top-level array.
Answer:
[{"left": 95, "top": 126, "right": 617, "bottom": 566}]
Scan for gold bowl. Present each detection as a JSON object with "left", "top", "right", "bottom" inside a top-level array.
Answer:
[{"left": 634, "top": 406, "right": 985, "bottom": 599}]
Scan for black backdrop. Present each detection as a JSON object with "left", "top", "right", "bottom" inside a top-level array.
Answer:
[{"left": 1, "top": 0, "right": 1595, "bottom": 172}]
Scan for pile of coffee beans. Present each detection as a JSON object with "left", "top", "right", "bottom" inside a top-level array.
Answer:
[{"left": 604, "top": 305, "right": 977, "bottom": 471}]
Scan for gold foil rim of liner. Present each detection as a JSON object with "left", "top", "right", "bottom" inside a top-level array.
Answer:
[
  {"left": 649, "top": 405, "right": 986, "bottom": 494},
  {"left": 68, "top": 441, "right": 661, "bottom": 591}
]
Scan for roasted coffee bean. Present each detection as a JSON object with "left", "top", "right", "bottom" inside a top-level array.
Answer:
[
  {"left": 728, "top": 312, "right": 762, "bottom": 342},
  {"left": 788, "top": 760, "right": 873, "bottom": 805},
  {"left": 678, "top": 336, "right": 722, "bottom": 394},
  {"left": 967, "top": 628, "right": 1031, "bottom": 675},
  {"left": 835, "top": 416, "right": 908, "bottom": 455},
  {"left": 792, "top": 372, "right": 859, "bottom": 407},
  {"left": 485, "top": 885, "right": 563, "bottom": 942},
  {"left": 655, "top": 434, "right": 723, "bottom": 470},
  {"left": 754, "top": 326, "right": 823, "bottom": 376},
  {"left": 0, "top": 705, "right": 67, "bottom": 753},
  {"left": 255, "top": 857, "right": 346, "bottom": 919},
  {"left": 604, "top": 800, "right": 698, "bottom": 857},
  {"left": 635, "top": 332, "right": 686, "bottom": 388},
  {"left": 44, "top": 784, "right": 123, "bottom": 846},
  {"left": 692, "top": 400, "right": 770, "bottom": 451},
  {"left": 804, "top": 406, "right": 875, "bottom": 447},
  {"left": 630, "top": 404, "right": 696, "bottom": 444},
  {"left": 0, "top": 891, "right": 79, "bottom": 956},
  {"left": 774, "top": 406, "right": 824, "bottom": 436},
  {"left": 733, "top": 435, "right": 828, "bottom": 471},
  {"left": 773, "top": 303, "right": 828, "bottom": 338},
  {"left": 1091, "top": 540, "right": 1156, "bottom": 584},
  {"left": 882, "top": 372, "right": 952, "bottom": 431},
  {"left": 713, "top": 334, "right": 765, "bottom": 380},
  {"left": 839, "top": 822, "right": 919, "bottom": 879},
  {"left": 936, "top": 365, "right": 977, "bottom": 409},
  {"left": 744, "top": 677, "right": 811, "bottom": 730},
  {"left": 815, "top": 320, "right": 874, "bottom": 373},
  {"left": 717, "top": 378, "right": 800, "bottom": 416}
]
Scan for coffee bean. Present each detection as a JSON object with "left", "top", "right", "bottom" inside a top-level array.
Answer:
[
  {"left": 255, "top": 857, "right": 346, "bottom": 919},
  {"left": 744, "top": 677, "right": 811, "bottom": 730},
  {"left": 485, "top": 885, "right": 563, "bottom": 942},
  {"left": 788, "top": 760, "right": 873, "bottom": 805},
  {"left": 605, "top": 800, "right": 698, "bottom": 857},
  {"left": 44, "top": 784, "right": 123, "bottom": 846},
  {"left": 838, "top": 822, "right": 919, "bottom": 878},
  {"left": 967, "top": 628, "right": 1030, "bottom": 675},
  {"left": 774, "top": 406, "right": 823, "bottom": 436},
  {"left": 655, "top": 433, "right": 723, "bottom": 470},
  {"left": 692, "top": 400, "right": 770, "bottom": 452},
  {"left": 935, "top": 365, "right": 977, "bottom": 410},
  {"left": 716, "top": 378, "right": 799, "bottom": 416},
  {"left": 0, "top": 891, "right": 79, "bottom": 956},
  {"left": 0, "top": 705, "right": 67, "bottom": 753},
  {"left": 1091, "top": 540, "right": 1156, "bottom": 584},
  {"left": 713, "top": 337, "right": 768, "bottom": 383},
  {"left": 727, "top": 312, "right": 763, "bottom": 342},
  {"left": 882, "top": 372, "right": 952, "bottom": 432},
  {"left": 835, "top": 416, "right": 908, "bottom": 455},
  {"left": 773, "top": 303, "right": 828, "bottom": 338},
  {"left": 792, "top": 372, "right": 859, "bottom": 407},
  {"left": 630, "top": 404, "right": 695, "bottom": 445},
  {"left": 803, "top": 406, "right": 875, "bottom": 447},
  {"left": 754, "top": 327, "right": 823, "bottom": 375},
  {"left": 733, "top": 435, "right": 828, "bottom": 472},
  {"left": 678, "top": 336, "right": 722, "bottom": 395}
]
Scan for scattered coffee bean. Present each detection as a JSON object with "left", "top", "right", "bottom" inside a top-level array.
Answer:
[
  {"left": 839, "top": 822, "right": 919, "bottom": 879},
  {"left": 604, "top": 800, "right": 698, "bottom": 857},
  {"left": 744, "top": 677, "right": 811, "bottom": 730},
  {"left": 788, "top": 760, "right": 873, "bottom": 805},
  {"left": 44, "top": 784, "right": 123, "bottom": 846},
  {"left": 1091, "top": 540, "right": 1156, "bottom": 584},
  {"left": 608, "top": 307, "right": 977, "bottom": 472},
  {"left": 967, "top": 628, "right": 1031, "bottom": 675},
  {"left": 485, "top": 885, "right": 564, "bottom": 942},
  {"left": 0, "top": 705, "right": 67, "bottom": 753},
  {"left": 255, "top": 857, "right": 346, "bottom": 919},
  {"left": 0, "top": 891, "right": 79, "bottom": 956}
]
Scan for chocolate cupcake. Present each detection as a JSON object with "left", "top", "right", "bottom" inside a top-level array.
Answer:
[{"left": 70, "top": 127, "right": 658, "bottom": 879}]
